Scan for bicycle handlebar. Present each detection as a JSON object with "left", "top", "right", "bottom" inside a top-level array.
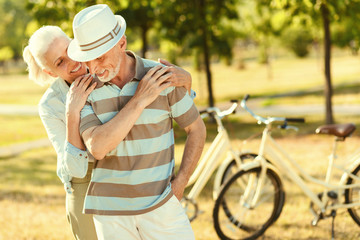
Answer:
[
  {"left": 200, "top": 100, "right": 239, "bottom": 119},
  {"left": 241, "top": 94, "right": 305, "bottom": 125}
]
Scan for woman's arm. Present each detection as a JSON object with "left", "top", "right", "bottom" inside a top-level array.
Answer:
[
  {"left": 39, "top": 76, "right": 96, "bottom": 190},
  {"left": 64, "top": 75, "right": 96, "bottom": 177},
  {"left": 66, "top": 74, "right": 96, "bottom": 151}
]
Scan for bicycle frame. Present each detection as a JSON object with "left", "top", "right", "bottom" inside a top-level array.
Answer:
[
  {"left": 185, "top": 104, "right": 243, "bottom": 203},
  {"left": 243, "top": 120, "right": 360, "bottom": 213}
]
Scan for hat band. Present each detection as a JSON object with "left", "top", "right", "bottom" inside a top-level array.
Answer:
[{"left": 80, "top": 22, "right": 121, "bottom": 52}]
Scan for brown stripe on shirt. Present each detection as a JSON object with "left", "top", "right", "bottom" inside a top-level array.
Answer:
[
  {"left": 95, "top": 145, "right": 174, "bottom": 171},
  {"left": 145, "top": 95, "right": 169, "bottom": 111},
  {"left": 90, "top": 95, "right": 169, "bottom": 116},
  {"left": 167, "top": 86, "right": 187, "bottom": 107},
  {"left": 80, "top": 113, "right": 102, "bottom": 135},
  {"left": 125, "top": 118, "right": 172, "bottom": 141},
  {"left": 87, "top": 178, "right": 169, "bottom": 198},
  {"left": 84, "top": 192, "right": 173, "bottom": 216},
  {"left": 174, "top": 105, "right": 200, "bottom": 128},
  {"left": 91, "top": 96, "right": 125, "bottom": 115}
]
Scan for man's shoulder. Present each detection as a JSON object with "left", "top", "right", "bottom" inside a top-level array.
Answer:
[
  {"left": 141, "top": 57, "right": 162, "bottom": 69},
  {"left": 87, "top": 82, "right": 118, "bottom": 103}
]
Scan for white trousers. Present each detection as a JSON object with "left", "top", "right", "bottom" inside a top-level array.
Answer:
[{"left": 93, "top": 196, "right": 195, "bottom": 240}]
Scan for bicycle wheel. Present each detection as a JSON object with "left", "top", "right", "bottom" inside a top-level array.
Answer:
[
  {"left": 345, "top": 164, "right": 360, "bottom": 226},
  {"left": 220, "top": 154, "right": 284, "bottom": 224},
  {"left": 213, "top": 167, "right": 284, "bottom": 240},
  {"left": 220, "top": 153, "right": 258, "bottom": 185}
]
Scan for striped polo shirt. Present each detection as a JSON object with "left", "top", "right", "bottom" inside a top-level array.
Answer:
[{"left": 80, "top": 51, "right": 199, "bottom": 215}]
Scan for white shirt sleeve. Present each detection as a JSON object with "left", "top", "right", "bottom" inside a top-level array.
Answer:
[{"left": 38, "top": 92, "right": 89, "bottom": 193}]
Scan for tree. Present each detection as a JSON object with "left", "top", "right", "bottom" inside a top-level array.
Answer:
[
  {"left": 0, "top": 0, "right": 32, "bottom": 59},
  {"left": 0, "top": 46, "right": 14, "bottom": 73},
  {"left": 116, "top": 1, "right": 157, "bottom": 58},
  {"left": 25, "top": 0, "right": 107, "bottom": 37},
  {"left": 270, "top": 0, "right": 360, "bottom": 124},
  {"left": 27, "top": 0, "right": 156, "bottom": 58},
  {"left": 242, "top": 1, "right": 291, "bottom": 64},
  {"left": 157, "top": 0, "right": 239, "bottom": 108},
  {"left": 281, "top": 25, "right": 314, "bottom": 58}
]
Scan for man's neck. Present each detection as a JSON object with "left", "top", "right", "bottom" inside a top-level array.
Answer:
[{"left": 110, "top": 52, "right": 136, "bottom": 89}]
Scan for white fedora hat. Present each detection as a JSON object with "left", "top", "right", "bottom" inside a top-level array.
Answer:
[{"left": 68, "top": 4, "right": 126, "bottom": 62}]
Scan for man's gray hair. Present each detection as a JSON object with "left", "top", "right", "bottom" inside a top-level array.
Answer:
[{"left": 23, "top": 26, "right": 70, "bottom": 86}]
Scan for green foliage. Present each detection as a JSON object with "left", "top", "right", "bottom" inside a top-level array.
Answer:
[
  {"left": 238, "top": 1, "right": 292, "bottom": 64},
  {"left": 0, "top": 47, "right": 14, "bottom": 62},
  {"left": 0, "top": 0, "right": 32, "bottom": 59},
  {"left": 157, "top": 0, "right": 240, "bottom": 63},
  {"left": 281, "top": 26, "right": 313, "bottom": 58},
  {"left": 26, "top": 0, "right": 101, "bottom": 36}
]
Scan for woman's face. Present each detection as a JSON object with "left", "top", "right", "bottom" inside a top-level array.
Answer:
[{"left": 43, "top": 36, "right": 87, "bottom": 84}]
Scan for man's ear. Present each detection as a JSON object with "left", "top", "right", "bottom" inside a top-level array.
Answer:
[
  {"left": 43, "top": 69, "right": 58, "bottom": 78},
  {"left": 118, "top": 36, "right": 127, "bottom": 50}
]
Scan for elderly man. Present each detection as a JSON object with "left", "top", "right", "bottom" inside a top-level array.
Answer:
[{"left": 68, "top": 4, "right": 206, "bottom": 240}]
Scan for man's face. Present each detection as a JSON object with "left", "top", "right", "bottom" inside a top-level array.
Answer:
[
  {"left": 85, "top": 43, "right": 122, "bottom": 83},
  {"left": 43, "top": 37, "right": 87, "bottom": 83}
]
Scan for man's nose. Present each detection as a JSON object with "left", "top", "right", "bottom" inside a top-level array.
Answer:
[{"left": 86, "top": 61, "right": 96, "bottom": 75}]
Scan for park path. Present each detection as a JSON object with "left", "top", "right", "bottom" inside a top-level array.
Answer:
[{"left": 1, "top": 101, "right": 360, "bottom": 158}]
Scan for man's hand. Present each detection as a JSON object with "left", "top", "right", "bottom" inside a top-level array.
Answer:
[
  {"left": 171, "top": 174, "right": 188, "bottom": 201},
  {"left": 158, "top": 58, "right": 192, "bottom": 94}
]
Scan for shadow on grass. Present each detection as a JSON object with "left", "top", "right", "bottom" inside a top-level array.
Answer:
[
  {"left": 0, "top": 147, "right": 60, "bottom": 187},
  {"left": 0, "top": 189, "right": 64, "bottom": 204},
  {"left": 174, "top": 116, "right": 330, "bottom": 145},
  {"left": 221, "top": 81, "right": 360, "bottom": 103}
]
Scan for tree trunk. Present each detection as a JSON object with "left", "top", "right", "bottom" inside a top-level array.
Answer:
[
  {"left": 141, "top": 26, "right": 148, "bottom": 58},
  {"left": 321, "top": 3, "right": 334, "bottom": 124},
  {"left": 199, "top": 0, "right": 214, "bottom": 108}
]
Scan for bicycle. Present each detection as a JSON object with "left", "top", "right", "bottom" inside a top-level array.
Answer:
[
  {"left": 213, "top": 95, "right": 360, "bottom": 240},
  {"left": 181, "top": 100, "right": 256, "bottom": 222}
]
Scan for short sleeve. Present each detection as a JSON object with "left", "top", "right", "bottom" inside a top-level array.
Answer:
[
  {"left": 168, "top": 87, "right": 200, "bottom": 128},
  {"left": 80, "top": 102, "right": 102, "bottom": 135}
]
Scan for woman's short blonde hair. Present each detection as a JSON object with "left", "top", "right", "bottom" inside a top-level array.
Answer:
[{"left": 23, "top": 26, "right": 70, "bottom": 86}]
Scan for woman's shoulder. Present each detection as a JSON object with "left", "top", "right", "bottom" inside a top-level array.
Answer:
[{"left": 38, "top": 78, "right": 68, "bottom": 113}]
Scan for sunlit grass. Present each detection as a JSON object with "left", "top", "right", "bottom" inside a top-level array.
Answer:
[
  {"left": 2, "top": 116, "right": 360, "bottom": 239},
  {"left": 0, "top": 115, "right": 47, "bottom": 146},
  {"left": 2, "top": 54, "right": 360, "bottom": 107},
  {"left": 2, "top": 54, "right": 360, "bottom": 239},
  {"left": 188, "top": 54, "right": 360, "bottom": 105},
  {"left": 0, "top": 74, "right": 47, "bottom": 105}
]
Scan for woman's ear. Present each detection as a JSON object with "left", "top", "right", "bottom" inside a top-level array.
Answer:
[{"left": 43, "top": 69, "right": 58, "bottom": 78}]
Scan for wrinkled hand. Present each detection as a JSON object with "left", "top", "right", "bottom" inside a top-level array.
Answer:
[
  {"left": 171, "top": 175, "right": 188, "bottom": 201},
  {"left": 158, "top": 58, "right": 192, "bottom": 93},
  {"left": 134, "top": 65, "right": 172, "bottom": 107},
  {"left": 66, "top": 74, "right": 97, "bottom": 114}
]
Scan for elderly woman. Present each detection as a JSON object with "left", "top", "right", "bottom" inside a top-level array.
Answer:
[{"left": 23, "top": 25, "right": 193, "bottom": 240}]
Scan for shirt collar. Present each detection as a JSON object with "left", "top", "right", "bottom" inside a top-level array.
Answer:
[
  {"left": 127, "top": 50, "right": 146, "bottom": 81},
  {"left": 91, "top": 50, "right": 146, "bottom": 88}
]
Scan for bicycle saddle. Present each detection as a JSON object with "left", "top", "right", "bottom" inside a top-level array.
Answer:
[{"left": 315, "top": 123, "right": 356, "bottom": 138}]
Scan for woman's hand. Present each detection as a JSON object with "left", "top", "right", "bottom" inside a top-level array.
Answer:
[
  {"left": 133, "top": 65, "right": 173, "bottom": 108},
  {"left": 66, "top": 74, "right": 96, "bottom": 115},
  {"left": 158, "top": 58, "right": 192, "bottom": 94}
]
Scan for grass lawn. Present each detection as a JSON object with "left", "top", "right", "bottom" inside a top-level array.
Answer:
[
  {"left": 0, "top": 115, "right": 47, "bottom": 146},
  {"left": 1, "top": 53, "right": 360, "bottom": 107},
  {"left": 1, "top": 54, "right": 360, "bottom": 239},
  {"left": 1, "top": 115, "right": 360, "bottom": 239},
  {"left": 0, "top": 74, "right": 47, "bottom": 105}
]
